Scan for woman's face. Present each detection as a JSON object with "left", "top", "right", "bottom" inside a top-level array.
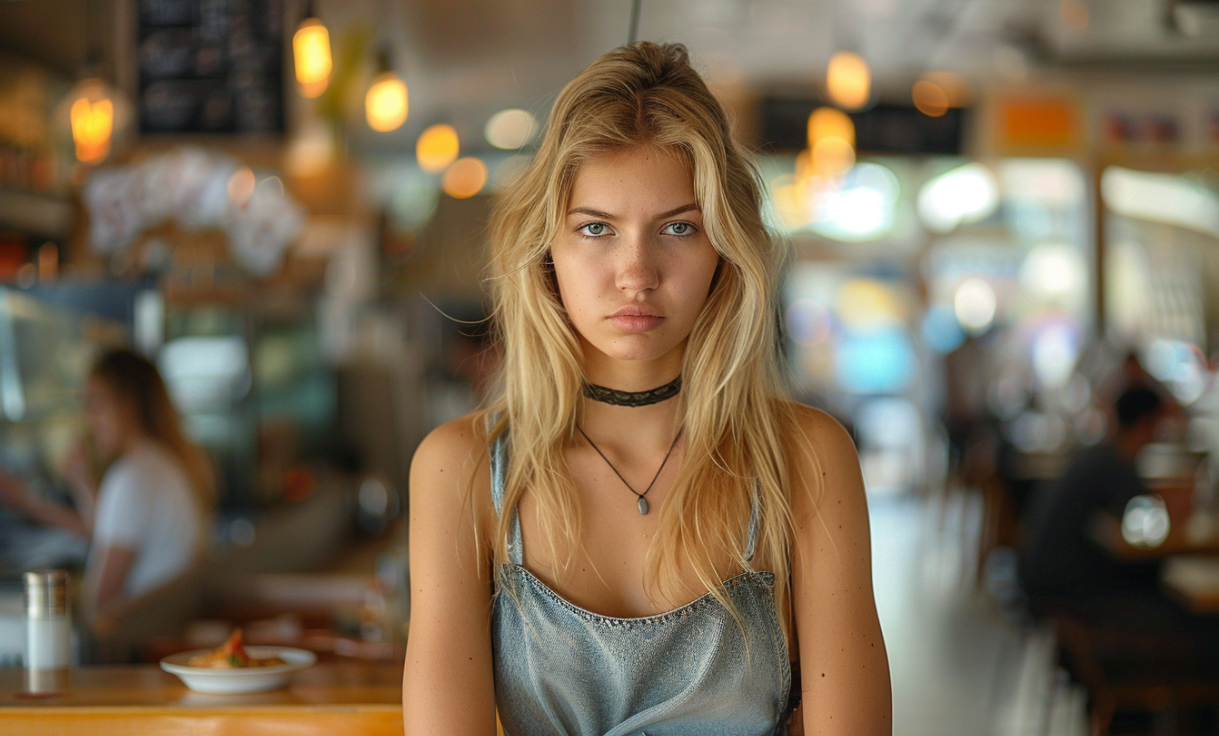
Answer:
[
  {"left": 551, "top": 145, "right": 720, "bottom": 374},
  {"left": 85, "top": 376, "right": 136, "bottom": 458}
]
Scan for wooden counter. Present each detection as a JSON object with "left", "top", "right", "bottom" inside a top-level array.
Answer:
[{"left": 0, "top": 661, "right": 404, "bottom": 736}]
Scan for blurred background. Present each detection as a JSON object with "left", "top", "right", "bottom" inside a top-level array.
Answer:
[{"left": 3, "top": 0, "right": 1219, "bottom": 734}]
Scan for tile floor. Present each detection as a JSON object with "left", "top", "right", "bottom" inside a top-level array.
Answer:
[{"left": 870, "top": 490, "right": 1088, "bottom": 736}]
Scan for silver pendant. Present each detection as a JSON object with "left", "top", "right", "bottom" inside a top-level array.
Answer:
[{"left": 637, "top": 497, "right": 649, "bottom": 515}]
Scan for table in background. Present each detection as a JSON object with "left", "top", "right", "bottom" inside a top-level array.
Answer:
[
  {"left": 1163, "top": 557, "right": 1219, "bottom": 614},
  {"left": 0, "top": 661, "right": 404, "bottom": 736}
]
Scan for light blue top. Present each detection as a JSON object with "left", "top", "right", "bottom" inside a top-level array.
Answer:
[{"left": 489, "top": 427, "right": 795, "bottom": 736}]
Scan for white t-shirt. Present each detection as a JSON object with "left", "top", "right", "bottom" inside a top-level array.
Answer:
[{"left": 89, "top": 441, "right": 206, "bottom": 598}]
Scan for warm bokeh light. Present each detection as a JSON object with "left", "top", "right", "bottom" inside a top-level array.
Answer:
[
  {"left": 70, "top": 93, "right": 113, "bottom": 163},
  {"left": 485, "top": 109, "right": 538, "bottom": 150},
  {"left": 442, "top": 157, "right": 488, "bottom": 199},
  {"left": 807, "top": 107, "right": 855, "bottom": 149},
  {"left": 811, "top": 135, "right": 855, "bottom": 179},
  {"left": 803, "top": 107, "right": 857, "bottom": 185},
  {"left": 912, "top": 80, "right": 949, "bottom": 117},
  {"left": 417, "top": 124, "right": 460, "bottom": 172},
  {"left": 365, "top": 72, "right": 408, "bottom": 132},
  {"left": 293, "top": 17, "right": 332, "bottom": 98},
  {"left": 826, "top": 51, "right": 871, "bottom": 110}
]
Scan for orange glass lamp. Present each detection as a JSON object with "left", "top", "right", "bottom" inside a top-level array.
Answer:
[
  {"left": 66, "top": 78, "right": 116, "bottom": 164},
  {"left": 293, "top": 2, "right": 332, "bottom": 98},
  {"left": 365, "top": 50, "right": 408, "bottom": 133}
]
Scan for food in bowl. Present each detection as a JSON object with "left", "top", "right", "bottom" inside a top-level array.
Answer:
[{"left": 186, "top": 628, "right": 287, "bottom": 668}]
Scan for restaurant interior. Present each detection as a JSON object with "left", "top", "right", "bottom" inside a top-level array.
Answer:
[{"left": 3, "top": 0, "right": 1219, "bottom": 734}]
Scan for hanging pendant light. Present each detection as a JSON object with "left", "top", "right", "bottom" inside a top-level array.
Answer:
[
  {"left": 62, "top": 3, "right": 128, "bottom": 166},
  {"left": 68, "top": 78, "right": 115, "bottom": 163},
  {"left": 365, "top": 49, "right": 408, "bottom": 133},
  {"left": 293, "top": 1, "right": 332, "bottom": 98},
  {"left": 826, "top": 51, "right": 871, "bottom": 110}
]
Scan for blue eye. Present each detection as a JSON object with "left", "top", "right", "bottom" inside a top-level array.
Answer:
[
  {"left": 662, "top": 222, "right": 696, "bottom": 236},
  {"left": 578, "top": 222, "right": 610, "bottom": 237}
]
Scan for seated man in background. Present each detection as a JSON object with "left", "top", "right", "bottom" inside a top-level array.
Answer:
[{"left": 1018, "top": 385, "right": 1166, "bottom": 606}]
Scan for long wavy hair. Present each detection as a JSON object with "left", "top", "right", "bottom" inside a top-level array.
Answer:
[
  {"left": 90, "top": 348, "right": 216, "bottom": 518},
  {"left": 483, "top": 41, "right": 815, "bottom": 613}
]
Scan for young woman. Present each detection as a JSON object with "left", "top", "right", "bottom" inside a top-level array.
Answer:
[
  {"left": 403, "top": 42, "right": 890, "bottom": 735},
  {"left": 0, "top": 348, "right": 213, "bottom": 618}
]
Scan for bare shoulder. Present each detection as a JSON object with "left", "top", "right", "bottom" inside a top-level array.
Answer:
[
  {"left": 409, "top": 412, "right": 495, "bottom": 530},
  {"left": 777, "top": 401, "right": 865, "bottom": 521},
  {"left": 412, "top": 413, "right": 489, "bottom": 475}
]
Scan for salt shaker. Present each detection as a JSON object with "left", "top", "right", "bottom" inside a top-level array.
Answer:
[{"left": 25, "top": 570, "right": 71, "bottom": 670}]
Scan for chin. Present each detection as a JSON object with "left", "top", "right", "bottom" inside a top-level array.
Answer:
[{"left": 590, "top": 334, "right": 682, "bottom": 364}]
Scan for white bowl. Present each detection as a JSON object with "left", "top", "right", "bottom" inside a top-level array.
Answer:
[{"left": 160, "top": 646, "right": 316, "bottom": 694}]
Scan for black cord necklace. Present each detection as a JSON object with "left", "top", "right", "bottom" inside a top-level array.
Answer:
[
  {"left": 576, "top": 426, "right": 682, "bottom": 515},
  {"left": 582, "top": 375, "right": 681, "bottom": 407}
]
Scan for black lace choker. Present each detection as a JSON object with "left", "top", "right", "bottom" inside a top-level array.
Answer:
[{"left": 582, "top": 375, "right": 682, "bottom": 407}]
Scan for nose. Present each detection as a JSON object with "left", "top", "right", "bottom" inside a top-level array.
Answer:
[{"left": 614, "top": 231, "right": 659, "bottom": 294}]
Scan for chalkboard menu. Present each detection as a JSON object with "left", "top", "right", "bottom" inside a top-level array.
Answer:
[{"left": 137, "top": 0, "right": 285, "bottom": 134}]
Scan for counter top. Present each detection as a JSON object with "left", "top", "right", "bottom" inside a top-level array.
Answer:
[{"left": 0, "top": 661, "right": 405, "bottom": 736}]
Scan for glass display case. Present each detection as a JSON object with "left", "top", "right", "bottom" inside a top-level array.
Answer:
[
  {"left": 0, "top": 287, "right": 126, "bottom": 574},
  {"left": 159, "top": 295, "right": 336, "bottom": 510}
]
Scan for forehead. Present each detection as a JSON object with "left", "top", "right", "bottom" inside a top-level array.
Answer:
[{"left": 567, "top": 146, "right": 696, "bottom": 213}]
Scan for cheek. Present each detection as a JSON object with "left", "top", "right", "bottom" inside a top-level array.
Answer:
[
  {"left": 551, "top": 252, "right": 606, "bottom": 317},
  {"left": 674, "top": 248, "right": 721, "bottom": 310}
]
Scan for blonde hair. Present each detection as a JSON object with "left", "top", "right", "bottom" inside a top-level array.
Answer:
[{"left": 483, "top": 41, "right": 813, "bottom": 612}]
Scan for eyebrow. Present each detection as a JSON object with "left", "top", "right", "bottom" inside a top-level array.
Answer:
[{"left": 566, "top": 203, "right": 700, "bottom": 220}]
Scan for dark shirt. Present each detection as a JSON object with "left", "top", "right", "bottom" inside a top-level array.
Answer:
[{"left": 1018, "top": 442, "right": 1152, "bottom": 596}]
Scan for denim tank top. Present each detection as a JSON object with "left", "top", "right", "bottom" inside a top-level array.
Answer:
[{"left": 489, "top": 428, "right": 794, "bottom": 736}]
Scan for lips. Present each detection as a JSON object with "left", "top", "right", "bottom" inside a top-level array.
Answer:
[{"left": 608, "top": 305, "right": 664, "bottom": 333}]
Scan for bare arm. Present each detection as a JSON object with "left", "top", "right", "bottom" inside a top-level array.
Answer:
[
  {"left": 790, "top": 407, "right": 892, "bottom": 735},
  {"left": 0, "top": 471, "right": 89, "bottom": 537},
  {"left": 402, "top": 416, "right": 498, "bottom": 735},
  {"left": 85, "top": 543, "right": 137, "bottom": 619}
]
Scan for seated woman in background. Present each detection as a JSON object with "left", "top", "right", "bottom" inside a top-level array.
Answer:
[{"left": 0, "top": 348, "right": 213, "bottom": 619}]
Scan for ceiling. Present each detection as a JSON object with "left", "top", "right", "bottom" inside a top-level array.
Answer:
[{"left": 3, "top": 0, "right": 1218, "bottom": 151}]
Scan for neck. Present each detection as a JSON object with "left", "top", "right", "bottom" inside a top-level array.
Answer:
[
  {"left": 581, "top": 338, "right": 684, "bottom": 393},
  {"left": 580, "top": 392, "right": 682, "bottom": 450},
  {"left": 578, "top": 341, "right": 685, "bottom": 448}
]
